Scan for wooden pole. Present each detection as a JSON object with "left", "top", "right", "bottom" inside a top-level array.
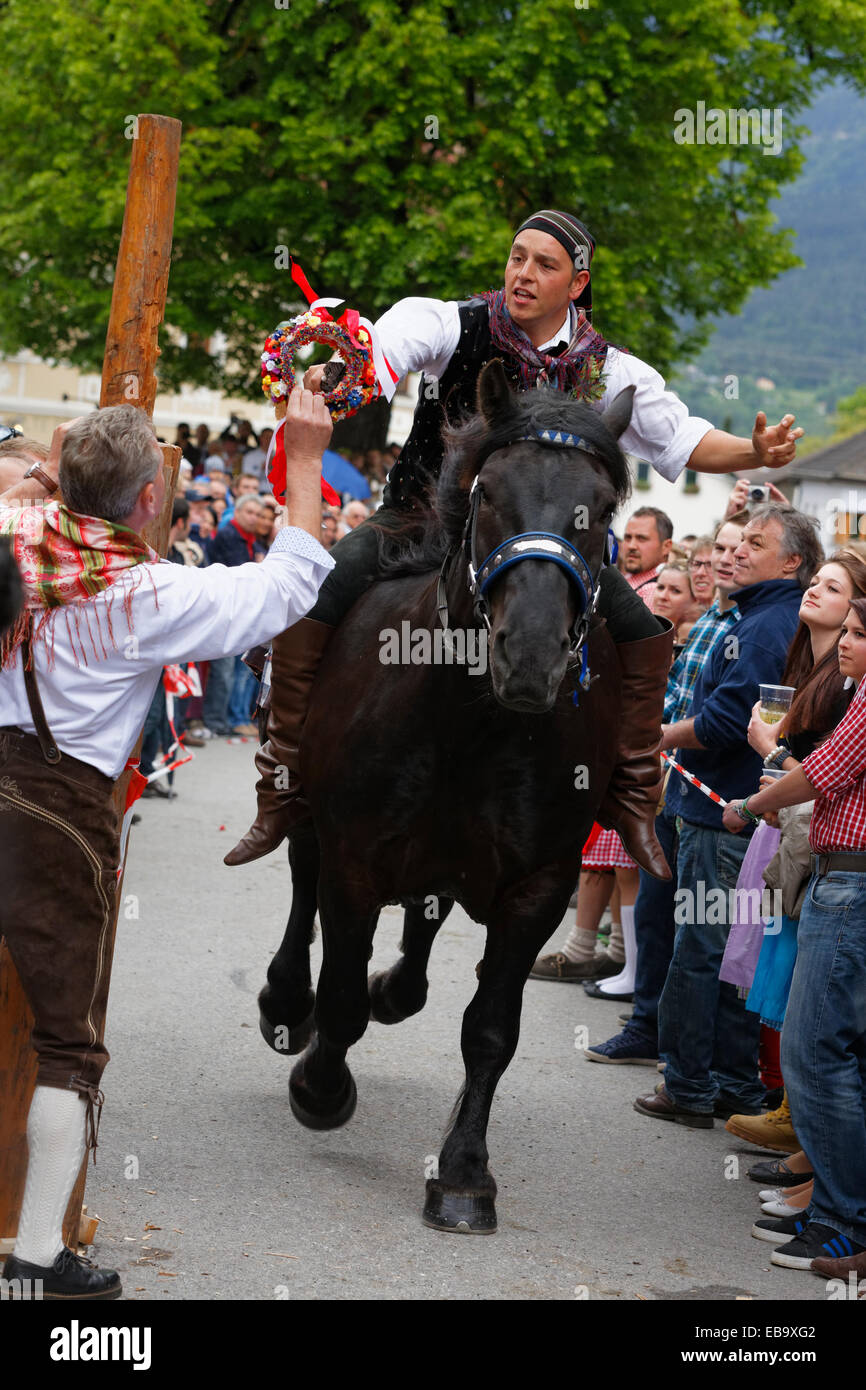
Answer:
[
  {"left": 101, "top": 114, "right": 182, "bottom": 417},
  {"left": 1, "top": 114, "right": 182, "bottom": 1258}
]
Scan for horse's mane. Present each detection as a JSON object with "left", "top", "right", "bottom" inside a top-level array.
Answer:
[{"left": 374, "top": 387, "right": 632, "bottom": 578}]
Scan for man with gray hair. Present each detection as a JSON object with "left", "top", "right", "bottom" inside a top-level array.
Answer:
[
  {"left": 634, "top": 503, "right": 824, "bottom": 1129},
  {"left": 0, "top": 392, "right": 333, "bottom": 1300}
]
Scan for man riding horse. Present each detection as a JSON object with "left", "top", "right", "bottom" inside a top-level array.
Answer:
[{"left": 226, "top": 209, "right": 802, "bottom": 878}]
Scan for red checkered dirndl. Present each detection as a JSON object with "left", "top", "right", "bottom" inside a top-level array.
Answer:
[{"left": 581, "top": 826, "right": 637, "bottom": 870}]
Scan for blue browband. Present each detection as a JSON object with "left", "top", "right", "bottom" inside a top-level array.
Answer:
[
  {"left": 517, "top": 429, "right": 600, "bottom": 453},
  {"left": 476, "top": 531, "right": 596, "bottom": 610}
]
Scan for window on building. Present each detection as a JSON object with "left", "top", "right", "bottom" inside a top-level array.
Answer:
[
  {"left": 683, "top": 468, "right": 699, "bottom": 494},
  {"left": 635, "top": 461, "right": 650, "bottom": 490}
]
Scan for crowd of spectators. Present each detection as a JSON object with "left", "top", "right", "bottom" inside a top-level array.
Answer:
[{"left": 532, "top": 479, "right": 866, "bottom": 1286}]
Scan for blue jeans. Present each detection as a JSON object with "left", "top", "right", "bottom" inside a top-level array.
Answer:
[
  {"left": 227, "top": 656, "right": 259, "bottom": 728},
  {"left": 630, "top": 805, "right": 678, "bottom": 1044},
  {"left": 203, "top": 656, "right": 234, "bottom": 735},
  {"left": 782, "top": 870, "right": 866, "bottom": 1246},
  {"left": 658, "top": 819, "right": 763, "bottom": 1113}
]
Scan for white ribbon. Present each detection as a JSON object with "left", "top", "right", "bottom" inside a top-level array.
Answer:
[{"left": 307, "top": 297, "right": 399, "bottom": 403}]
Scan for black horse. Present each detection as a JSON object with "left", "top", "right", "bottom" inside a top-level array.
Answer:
[{"left": 258, "top": 361, "right": 635, "bottom": 1233}]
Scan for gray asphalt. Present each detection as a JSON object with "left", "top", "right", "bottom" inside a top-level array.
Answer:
[{"left": 85, "top": 738, "right": 827, "bottom": 1301}]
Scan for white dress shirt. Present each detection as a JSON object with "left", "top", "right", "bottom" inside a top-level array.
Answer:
[
  {"left": 0, "top": 526, "right": 334, "bottom": 778},
  {"left": 374, "top": 297, "right": 714, "bottom": 482}
]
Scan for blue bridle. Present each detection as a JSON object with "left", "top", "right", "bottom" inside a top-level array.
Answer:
[{"left": 436, "top": 428, "right": 618, "bottom": 692}]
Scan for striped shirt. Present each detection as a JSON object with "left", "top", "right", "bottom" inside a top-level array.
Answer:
[
  {"left": 664, "top": 598, "right": 741, "bottom": 724},
  {"left": 802, "top": 682, "right": 866, "bottom": 851}
]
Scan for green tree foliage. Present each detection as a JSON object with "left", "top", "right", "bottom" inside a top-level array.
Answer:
[
  {"left": 0, "top": 0, "right": 864, "bottom": 396},
  {"left": 832, "top": 384, "right": 866, "bottom": 439}
]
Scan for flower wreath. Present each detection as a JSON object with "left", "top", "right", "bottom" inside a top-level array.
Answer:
[{"left": 261, "top": 308, "right": 377, "bottom": 423}]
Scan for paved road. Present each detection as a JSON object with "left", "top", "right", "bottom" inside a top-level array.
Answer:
[{"left": 85, "top": 739, "right": 826, "bottom": 1301}]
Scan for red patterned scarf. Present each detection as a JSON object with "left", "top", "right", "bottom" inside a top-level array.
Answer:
[
  {"left": 478, "top": 289, "right": 609, "bottom": 397},
  {"left": 0, "top": 500, "right": 159, "bottom": 668}
]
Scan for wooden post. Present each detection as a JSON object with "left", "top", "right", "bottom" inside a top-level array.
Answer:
[{"left": 1, "top": 114, "right": 182, "bottom": 1258}]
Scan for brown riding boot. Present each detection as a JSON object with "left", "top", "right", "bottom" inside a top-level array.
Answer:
[
  {"left": 224, "top": 617, "right": 334, "bottom": 865},
  {"left": 596, "top": 623, "right": 675, "bottom": 881}
]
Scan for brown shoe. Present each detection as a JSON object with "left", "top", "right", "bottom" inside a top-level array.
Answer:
[
  {"left": 224, "top": 618, "right": 333, "bottom": 866},
  {"left": 529, "top": 951, "right": 621, "bottom": 982},
  {"left": 633, "top": 1084, "right": 714, "bottom": 1129},
  {"left": 596, "top": 623, "right": 675, "bottom": 881},
  {"left": 811, "top": 1248, "right": 866, "bottom": 1280},
  {"left": 725, "top": 1092, "right": 799, "bottom": 1152}
]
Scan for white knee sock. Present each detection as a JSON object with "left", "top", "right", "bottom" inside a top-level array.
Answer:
[
  {"left": 598, "top": 906, "right": 637, "bottom": 995},
  {"left": 561, "top": 924, "right": 598, "bottom": 964},
  {"left": 14, "top": 1086, "right": 87, "bottom": 1267}
]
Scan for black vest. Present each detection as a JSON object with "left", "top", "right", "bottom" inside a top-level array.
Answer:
[{"left": 383, "top": 299, "right": 528, "bottom": 509}]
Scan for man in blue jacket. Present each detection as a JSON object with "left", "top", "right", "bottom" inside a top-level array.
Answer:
[{"left": 634, "top": 504, "right": 823, "bottom": 1127}]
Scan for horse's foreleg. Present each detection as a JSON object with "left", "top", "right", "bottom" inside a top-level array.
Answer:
[
  {"left": 258, "top": 825, "right": 320, "bottom": 1056},
  {"left": 425, "top": 886, "right": 572, "bottom": 1235},
  {"left": 289, "top": 877, "right": 379, "bottom": 1131},
  {"left": 369, "top": 895, "right": 454, "bottom": 1024}
]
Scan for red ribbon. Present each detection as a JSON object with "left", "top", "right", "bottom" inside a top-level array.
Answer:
[
  {"left": 289, "top": 256, "right": 318, "bottom": 306},
  {"left": 268, "top": 422, "right": 341, "bottom": 509},
  {"left": 290, "top": 256, "right": 364, "bottom": 349}
]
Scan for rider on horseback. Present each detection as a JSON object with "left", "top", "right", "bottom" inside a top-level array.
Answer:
[{"left": 225, "top": 209, "right": 803, "bottom": 878}]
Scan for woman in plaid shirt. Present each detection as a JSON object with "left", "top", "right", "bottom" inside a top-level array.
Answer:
[{"left": 723, "top": 595, "right": 866, "bottom": 1277}]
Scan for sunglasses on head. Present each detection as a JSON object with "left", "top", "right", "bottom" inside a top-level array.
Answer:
[{"left": 0, "top": 425, "right": 24, "bottom": 445}]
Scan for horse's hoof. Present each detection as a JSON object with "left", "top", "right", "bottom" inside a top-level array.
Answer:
[
  {"left": 289, "top": 1060, "right": 357, "bottom": 1131},
  {"left": 422, "top": 1180, "right": 497, "bottom": 1234},
  {"left": 368, "top": 970, "right": 412, "bottom": 1024},
  {"left": 257, "top": 986, "right": 315, "bottom": 1055}
]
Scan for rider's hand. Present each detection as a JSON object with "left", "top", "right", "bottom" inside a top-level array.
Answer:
[{"left": 752, "top": 412, "right": 803, "bottom": 470}]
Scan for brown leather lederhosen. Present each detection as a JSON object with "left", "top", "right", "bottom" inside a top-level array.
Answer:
[{"left": 0, "top": 622, "right": 119, "bottom": 1150}]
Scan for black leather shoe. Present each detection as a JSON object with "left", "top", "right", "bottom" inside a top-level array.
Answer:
[
  {"left": 747, "top": 1156, "right": 814, "bottom": 1187},
  {"left": 583, "top": 979, "right": 634, "bottom": 1002},
  {"left": 3, "top": 1247, "right": 122, "bottom": 1300}
]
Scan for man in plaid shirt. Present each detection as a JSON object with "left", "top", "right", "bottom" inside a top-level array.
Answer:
[
  {"left": 586, "top": 516, "right": 744, "bottom": 1064},
  {"left": 722, "top": 596, "right": 866, "bottom": 1275}
]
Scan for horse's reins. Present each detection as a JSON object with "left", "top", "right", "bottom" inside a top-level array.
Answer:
[{"left": 436, "top": 427, "right": 618, "bottom": 692}]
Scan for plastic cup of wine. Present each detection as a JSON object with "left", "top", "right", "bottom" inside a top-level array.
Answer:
[{"left": 758, "top": 684, "right": 795, "bottom": 727}]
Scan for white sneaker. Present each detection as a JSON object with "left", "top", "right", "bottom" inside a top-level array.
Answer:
[
  {"left": 758, "top": 1186, "right": 785, "bottom": 1203},
  {"left": 761, "top": 1197, "right": 800, "bottom": 1218}
]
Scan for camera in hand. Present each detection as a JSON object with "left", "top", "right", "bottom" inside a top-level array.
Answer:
[{"left": 747, "top": 484, "right": 770, "bottom": 503}]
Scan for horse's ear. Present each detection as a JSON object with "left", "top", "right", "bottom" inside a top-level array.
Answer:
[
  {"left": 600, "top": 385, "right": 635, "bottom": 441},
  {"left": 477, "top": 359, "right": 513, "bottom": 425}
]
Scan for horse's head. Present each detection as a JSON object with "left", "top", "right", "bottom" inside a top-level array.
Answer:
[{"left": 452, "top": 359, "right": 633, "bottom": 712}]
